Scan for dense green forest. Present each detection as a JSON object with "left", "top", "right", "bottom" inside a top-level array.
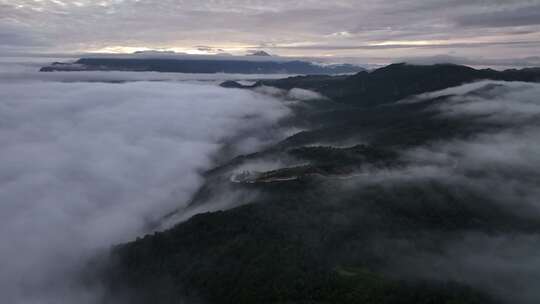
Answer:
[{"left": 99, "top": 64, "right": 540, "bottom": 304}]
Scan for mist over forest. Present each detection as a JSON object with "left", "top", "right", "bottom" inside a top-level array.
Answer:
[{"left": 3, "top": 1, "right": 540, "bottom": 303}]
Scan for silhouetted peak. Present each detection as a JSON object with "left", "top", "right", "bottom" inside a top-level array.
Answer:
[{"left": 248, "top": 50, "right": 272, "bottom": 56}]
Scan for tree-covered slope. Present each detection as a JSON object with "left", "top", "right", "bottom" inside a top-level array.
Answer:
[{"left": 99, "top": 64, "right": 540, "bottom": 304}]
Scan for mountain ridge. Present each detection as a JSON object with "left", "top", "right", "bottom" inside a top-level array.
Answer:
[
  {"left": 39, "top": 57, "right": 365, "bottom": 75},
  {"left": 222, "top": 63, "right": 540, "bottom": 106}
]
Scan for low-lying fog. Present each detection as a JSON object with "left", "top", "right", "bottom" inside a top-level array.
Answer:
[
  {"left": 0, "top": 59, "right": 292, "bottom": 303},
  {"left": 347, "top": 80, "right": 540, "bottom": 304}
]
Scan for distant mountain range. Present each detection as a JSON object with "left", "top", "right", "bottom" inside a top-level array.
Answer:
[{"left": 40, "top": 57, "right": 365, "bottom": 75}]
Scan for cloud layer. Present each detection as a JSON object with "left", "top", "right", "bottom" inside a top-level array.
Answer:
[
  {"left": 0, "top": 72, "right": 290, "bottom": 303},
  {"left": 1, "top": 0, "right": 540, "bottom": 61}
]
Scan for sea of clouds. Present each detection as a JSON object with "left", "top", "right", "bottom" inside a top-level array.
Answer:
[{"left": 0, "top": 58, "right": 292, "bottom": 303}]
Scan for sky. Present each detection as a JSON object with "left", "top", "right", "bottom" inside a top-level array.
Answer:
[{"left": 1, "top": 1, "right": 540, "bottom": 64}]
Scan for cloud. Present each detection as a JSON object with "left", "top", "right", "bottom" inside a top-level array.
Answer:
[
  {"left": 1, "top": 0, "right": 540, "bottom": 60},
  {"left": 0, "top": 73, "right": 290, "bottom": 303},
  {"left": 269, "top": 40, "right": 540, "bottom": 51},
  {"left": 377, "top": 81, "right": 540, "bottom": 214},
  {"left": 287, "top": 88, "right": 326, "bottom": 101},
  {"left": 0, "top": 21, "right": 51, "bottom": 55},
  {"left": 346, "top": 81, "right": 540, "bottom": 303},
  {"left": 455, "top": 4, "right": 540, "bottom": 28}
]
